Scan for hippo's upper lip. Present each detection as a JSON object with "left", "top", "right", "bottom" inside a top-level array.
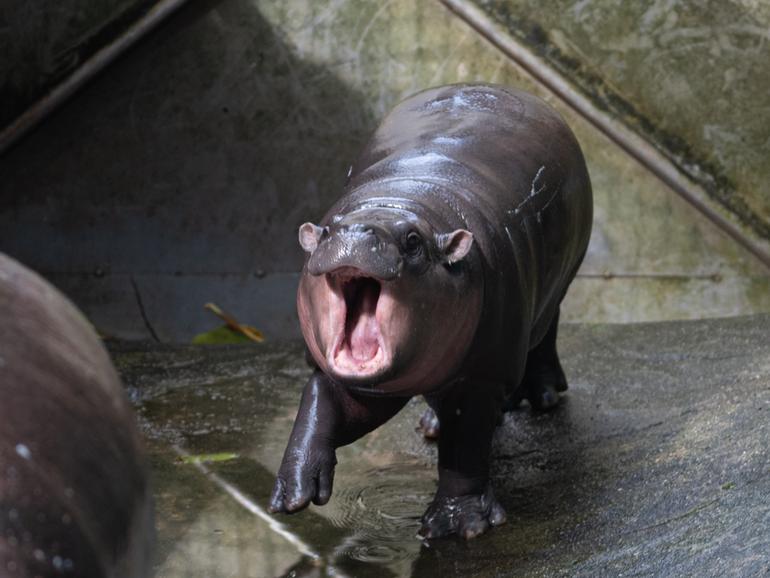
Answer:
[{"left": 307, "top": 233, "right": 402, "bottom": 280}]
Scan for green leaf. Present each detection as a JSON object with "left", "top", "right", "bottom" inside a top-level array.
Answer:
[
  {"left": 178, "top": 452, "right": 239, "bottom": 465},
  {"left": 192, "top": 325, "right": 254, "bottom": 344}
]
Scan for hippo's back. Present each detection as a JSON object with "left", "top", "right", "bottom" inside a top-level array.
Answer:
[{"left": 341, "top": 84, "right": 593, "bottom": 382}]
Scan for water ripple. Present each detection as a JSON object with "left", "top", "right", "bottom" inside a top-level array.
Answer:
[{"left": 328, "top": 462, "right": 433, "bottom": 564}]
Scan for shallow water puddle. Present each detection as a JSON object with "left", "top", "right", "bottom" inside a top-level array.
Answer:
[{"left": 127, "top": 342, "right": 437, "bottom": 577}]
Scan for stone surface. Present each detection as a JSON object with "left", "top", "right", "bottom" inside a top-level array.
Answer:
[{"left": 114, "top": 314, "right": 770, "bottom": 577}]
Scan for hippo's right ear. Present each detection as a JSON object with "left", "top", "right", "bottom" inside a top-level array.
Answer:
[
  {"left": 298, "top": 222, "right": 325, "bottom": 254},
  {"left": 437, "top": 229, "right": 474, "bottom": 265}
]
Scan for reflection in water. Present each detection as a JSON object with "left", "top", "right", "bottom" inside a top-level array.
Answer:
[
  {"left": 148, "top": 410, "right": 435, "bottom": 576},
  {"left": 268, "top": 461, "right": 435, "bottom": 577},
  {"left": 133, "top": 345, "right": 573, "bottom": 578},
  {"left": 328, "top": 464, "right": 433, "bottom": 567},
  {"left": 177, "top": 446, "right": 321, "bottom": 561}
]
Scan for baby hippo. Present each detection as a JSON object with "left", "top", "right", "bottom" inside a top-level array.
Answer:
[
  {"left": 0, "top": 253, "right": 154, "bottom": 576},
  {"left": 269, "top": 84, "right": 592, "bottom": 539}
]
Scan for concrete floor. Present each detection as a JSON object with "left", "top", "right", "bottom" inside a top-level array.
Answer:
[{"left": 112, "top": 314, "right": 770, "bottom": 577}]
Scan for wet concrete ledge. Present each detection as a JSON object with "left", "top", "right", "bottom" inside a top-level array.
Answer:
[{"left": 111, "top": 314, "right": 770, "bottom": 577}]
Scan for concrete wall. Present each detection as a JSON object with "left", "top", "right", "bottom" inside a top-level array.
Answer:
[
  {"left": 0, "top": 0, "right": 159, "bottom": 129},
  {"left": 1, "top": 0, "right": 768, "bottom": 341},
  {"left": 466, "top": 0, "right": 770, "bottom": 250}
]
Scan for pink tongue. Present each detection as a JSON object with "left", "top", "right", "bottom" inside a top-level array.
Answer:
[{"left": 349, "top": 284, "right": 380, "bottom": 361}]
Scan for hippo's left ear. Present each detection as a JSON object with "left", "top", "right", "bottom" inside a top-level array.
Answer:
[
  {"left": 437, "top": 229, "right": 474, "bottom": 265},
  {"left": 299, "top": 222, "right": 325, "bottom": 254}
]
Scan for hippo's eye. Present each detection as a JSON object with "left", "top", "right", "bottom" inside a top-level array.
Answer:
[{"left": 404, "top": 231, "right": 422, "bottom": 255}]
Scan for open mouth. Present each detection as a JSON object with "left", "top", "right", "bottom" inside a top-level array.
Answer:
[
  {"left": 343, "top": 276, "right": 381, "bottom": 361},
  {"left": 328, "top": 268, "right": 389, "bottom": 375}
]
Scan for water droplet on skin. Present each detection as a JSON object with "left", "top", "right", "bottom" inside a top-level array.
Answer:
[{"left": 15, "top": 444, "right": 31, "bottom": 460}]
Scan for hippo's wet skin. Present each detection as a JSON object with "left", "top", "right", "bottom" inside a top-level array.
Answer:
[
  {"left": 269, "top": 84, "right": 593, "bottom": 539},
  {"left": 0, "top": 254, "right": 154, "bottom": 576}
]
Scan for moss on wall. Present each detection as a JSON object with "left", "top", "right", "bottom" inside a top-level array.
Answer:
[{"left": 469, "top": 0, "right": 770, "bottom": 242}]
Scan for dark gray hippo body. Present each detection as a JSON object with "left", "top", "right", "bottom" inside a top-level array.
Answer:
[
  {"left": 0, "top": 254, "right": 154, "bottom": 576},
  {"left": 270, "top": 84, "right": 592, "bottom": 539}
]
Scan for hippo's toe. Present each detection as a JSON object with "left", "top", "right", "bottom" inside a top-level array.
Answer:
[
  {"left": 504, "top": 371, "right": 567, "bottom": 412},
  {"left": 416, "top": 407, "right": 440, "bottom": 440},
  {"left": 418, "top": 485, "right": 506, "bottom": 539},
  {"left": 527, "top": 382, "right": 561, "bottom": 411},
  {"left": 268, "top": 447, "right": 337, "bottom": 514}
]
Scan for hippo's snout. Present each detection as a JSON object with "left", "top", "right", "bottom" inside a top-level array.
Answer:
[{"left": 304, "top": 225, "right": 403, "bottom": 280}]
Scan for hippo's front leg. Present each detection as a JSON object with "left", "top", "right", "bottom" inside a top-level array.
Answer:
[
  {"left": 420, "top": 381, "right": 507, "bottom": 539},
  {"left": 269, "top": 369, "right": 408, "bottom": 513}
]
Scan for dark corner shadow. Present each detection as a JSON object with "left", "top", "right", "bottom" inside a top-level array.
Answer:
[
  {"left": 0, "top": 0, "right": 379, "bottom": 277},
  {"left": 139, "top": 0, "right": 380, "bottom": 267}
]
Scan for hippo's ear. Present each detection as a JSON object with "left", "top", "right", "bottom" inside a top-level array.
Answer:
[
  {"left": 298, "top": 222, "right": 325, "bottom": 254},
  {"left": 437, "top": 229, "right": 474, "bottom": 265}
]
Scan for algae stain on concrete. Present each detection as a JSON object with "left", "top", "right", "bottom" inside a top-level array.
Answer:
[{"left": 470, "top": 0, "right": 770, "bottom": 241}]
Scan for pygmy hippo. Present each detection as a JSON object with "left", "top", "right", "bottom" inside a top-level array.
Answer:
[
  {"left": 269, "top": 84, "right": 592, "bottom": 539},
  {"left": 0, "top": 253, "right": 154, "bottom": 576}
]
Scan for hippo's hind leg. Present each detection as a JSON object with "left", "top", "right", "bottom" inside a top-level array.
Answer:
[{"left": 505, "top": 310, "right": 567, "bottom": 411}]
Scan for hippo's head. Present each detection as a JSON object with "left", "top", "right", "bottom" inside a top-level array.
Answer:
[{"left": 296, "top": 207, "right": 483, "bottom": 395}]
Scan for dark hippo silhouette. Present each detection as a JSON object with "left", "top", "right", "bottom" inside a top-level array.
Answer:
[
  {"left": 269, "top": 84, "right": 592, "bottom": 539},
  {"left": 0, "top": 253, "right": 154, "bottom": 576}
]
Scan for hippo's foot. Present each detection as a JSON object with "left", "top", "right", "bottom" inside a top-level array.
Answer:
[
  {"left": 416, "top": 407, "right": 440, "bottom": 440},
  {"left": 418, "top": 485, "right": 506, "bottom": 539},
  {"left": 268, "top": 444, "right": 337, "bottom": 513},
  {"left": 504, "top": 367, "right": 567, "bottom": 412},
  {"left": 505, "top": 309, "right": 569, "bottom": 412}
]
